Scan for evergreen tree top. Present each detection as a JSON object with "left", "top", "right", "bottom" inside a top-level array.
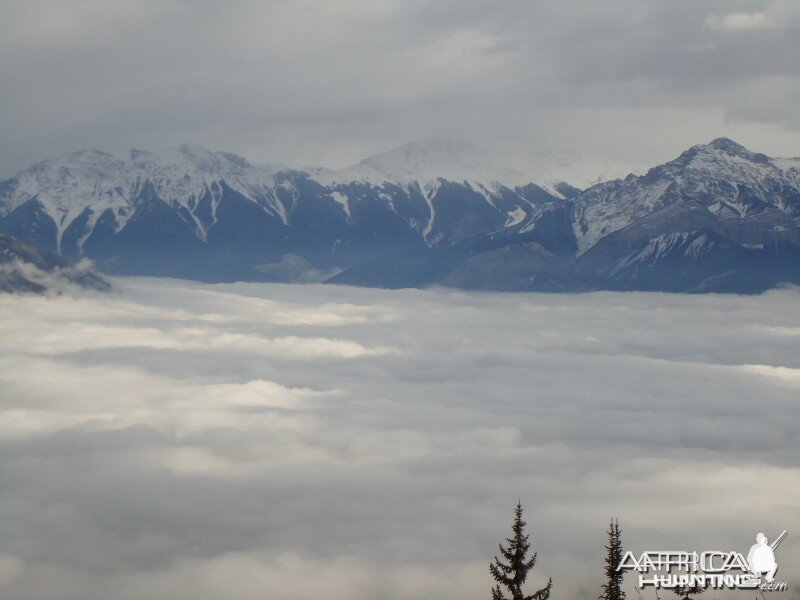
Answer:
[{"left": 490, "top": 502, "right": 551, "bottom": 600}]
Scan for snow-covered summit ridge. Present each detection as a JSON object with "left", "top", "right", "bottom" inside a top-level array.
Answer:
[
  {"left": 1, "top": 137, "right": 798, "bottom": 293},
  {"left": 0, "top": 138, "right": 648, "bottom": 238},
  {"left": 570, "top": 137, "right": 800, "bottom": 255},
  {"left": 643, "top": 136, "right": 800, "bottom": 187},
  {"left": 0, "top": 145, "right": 289, "bottom": 234},
  {"left": 3, "top": 136, "right": 797, "bottom": 258},
  {"left": 318, "top": 138, "right": 520, "bottom": 186},
  {"left": 314, "top": 137, "right": 645, "bottom": 191}
]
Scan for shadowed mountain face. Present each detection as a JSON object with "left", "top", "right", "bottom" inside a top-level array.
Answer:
[
  {"left": 0, "top": 233, "right": 110, "bottom": 294},
  {"left": 1, "top": 138, "right": 798, "bottom": 293}
]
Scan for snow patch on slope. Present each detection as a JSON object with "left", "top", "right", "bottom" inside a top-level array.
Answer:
[
  {"left": 505, "top": 206, "right": 526, "bottom": 227},
  {"left": 329, "top": 191, "right": 351, "bottom": 219}
]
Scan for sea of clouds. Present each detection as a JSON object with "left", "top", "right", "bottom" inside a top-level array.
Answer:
[{"left": 1, "top": 278, "right": 798, "bottom": 600}]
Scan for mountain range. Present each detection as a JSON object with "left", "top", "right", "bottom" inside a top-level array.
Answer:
[{"left": 1, "top": 137, "right": 798, "bottom": 293}]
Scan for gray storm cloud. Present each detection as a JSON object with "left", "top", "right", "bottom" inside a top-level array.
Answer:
[
  {"left": 2, "top": 0, "right": 800, "bottom": 177},
  {"left": 0, "top": 278, "right": 799, "bottom": 599}
]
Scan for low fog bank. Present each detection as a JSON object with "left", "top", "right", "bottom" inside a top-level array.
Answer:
[{"left": 0, "top": 279, "right": 798, "bottom": 599}]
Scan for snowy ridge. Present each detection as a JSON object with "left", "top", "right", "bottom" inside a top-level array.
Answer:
[
  {"left": 1, "top": 137, "right": 798, "bottom": 294},
  {"left": 6, "top": 149, "right": 138, "bottom": 253},
  {"left": 0, "top": 145, "right": 288, "bottom": 247},
  {"left": 317, "top": 138, "right": 524, "bottom": 187},
  {"left": 574, "top": 179, "right": 673, "bottom": 255},
  {"left": 610, "top": 232, "right": 704, "bottom": 275},
  {"left": 771, "top": 156, "right": 800, "bottom": 189},
  {"left": 571, "top": 138, "right": 800, "bottom": 255},
  {"left": 0, "top": 137, "right": 646, "bottom": 253},
  {"left": 771, "top": 156, "right": 800, "bottom": 172},
  {"left": 312, "top": 138, "right": 644, "bottom": 192}
]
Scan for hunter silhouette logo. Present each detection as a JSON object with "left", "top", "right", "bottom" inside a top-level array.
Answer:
[
  {"left": 617, "top": 530, "right": 789, "bottom": 592},
  {"left": 748, "top": 531, "right": 786, "bottom": 584}
]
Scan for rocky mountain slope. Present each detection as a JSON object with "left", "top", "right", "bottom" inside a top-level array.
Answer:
[
  {"left": 0, "top": 138, "right": 798, "bottom": 293},
  {"left": 0, "top": 233, "right": 110, "bottom": 294}
]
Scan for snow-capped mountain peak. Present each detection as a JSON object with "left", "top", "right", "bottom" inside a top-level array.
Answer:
[
  {"left": 675, "top": 137, "right": 773, "bottom": 173},
  {"left": 314, "top": 137, "right": 646, "bottom": 192},
  {"left": 177, "top": 143, "right": 229, "bottom": 172},
  {"left": 0, "top": 137, "right": 798, "bottom": 293},
  {"left": 0, "top": 144, "right": 293, "bottom": 250},
  {"left": 357, "top": 137, "right": 498, "bottom": 179},
  {"left": 705, "top": 137, "right": 752, "bottom": 155},
  {"left": 314, "top": 137, "right": 523, "bottom": 187}
]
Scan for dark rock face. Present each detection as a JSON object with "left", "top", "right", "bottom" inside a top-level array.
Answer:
[
  {"left": 1, "top": 138, "right": 799, "bottom": 293},
  {"left": 0, "top": 198, "right": 59, "bottom": 253}
]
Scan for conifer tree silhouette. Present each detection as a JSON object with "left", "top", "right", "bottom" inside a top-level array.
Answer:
[
  {"left": 489, "top": 502, "right": 552, "bottom": 600},
  {"left": 600, "top": 518, "right": 625, "bottom": 600},
  {"left": 672, "top": 583, "right": 706, "bottom": 600}
]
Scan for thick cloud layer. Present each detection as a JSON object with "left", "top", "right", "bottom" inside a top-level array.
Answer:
[
  {"left": 0, "top": 279, "right": 798, "bottom": 599},
  {"left": 1, "top": 0, "right": 800, "bottom": 177}
]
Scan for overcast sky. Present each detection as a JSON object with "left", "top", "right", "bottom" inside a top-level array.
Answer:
[
  {"left": 1, "top": 0, "right": 800, "bottom": 177},
  {"left": 1, "top": 279, "right": 799, "bottom": 599}
]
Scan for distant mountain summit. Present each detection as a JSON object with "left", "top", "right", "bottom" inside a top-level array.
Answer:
[
  {"left": 0, "top": 138, "right": 798, "bottom": 293},
  {"left": 312, "top": 138, "right": 641, "bottom": 189},
  {"left": 313, "top": 138, "right": 523, "bottom": 186}
]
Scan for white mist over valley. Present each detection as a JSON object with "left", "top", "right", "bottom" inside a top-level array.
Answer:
[{"left": 1, "top": 279, "right": 798, "bottom": 599}]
